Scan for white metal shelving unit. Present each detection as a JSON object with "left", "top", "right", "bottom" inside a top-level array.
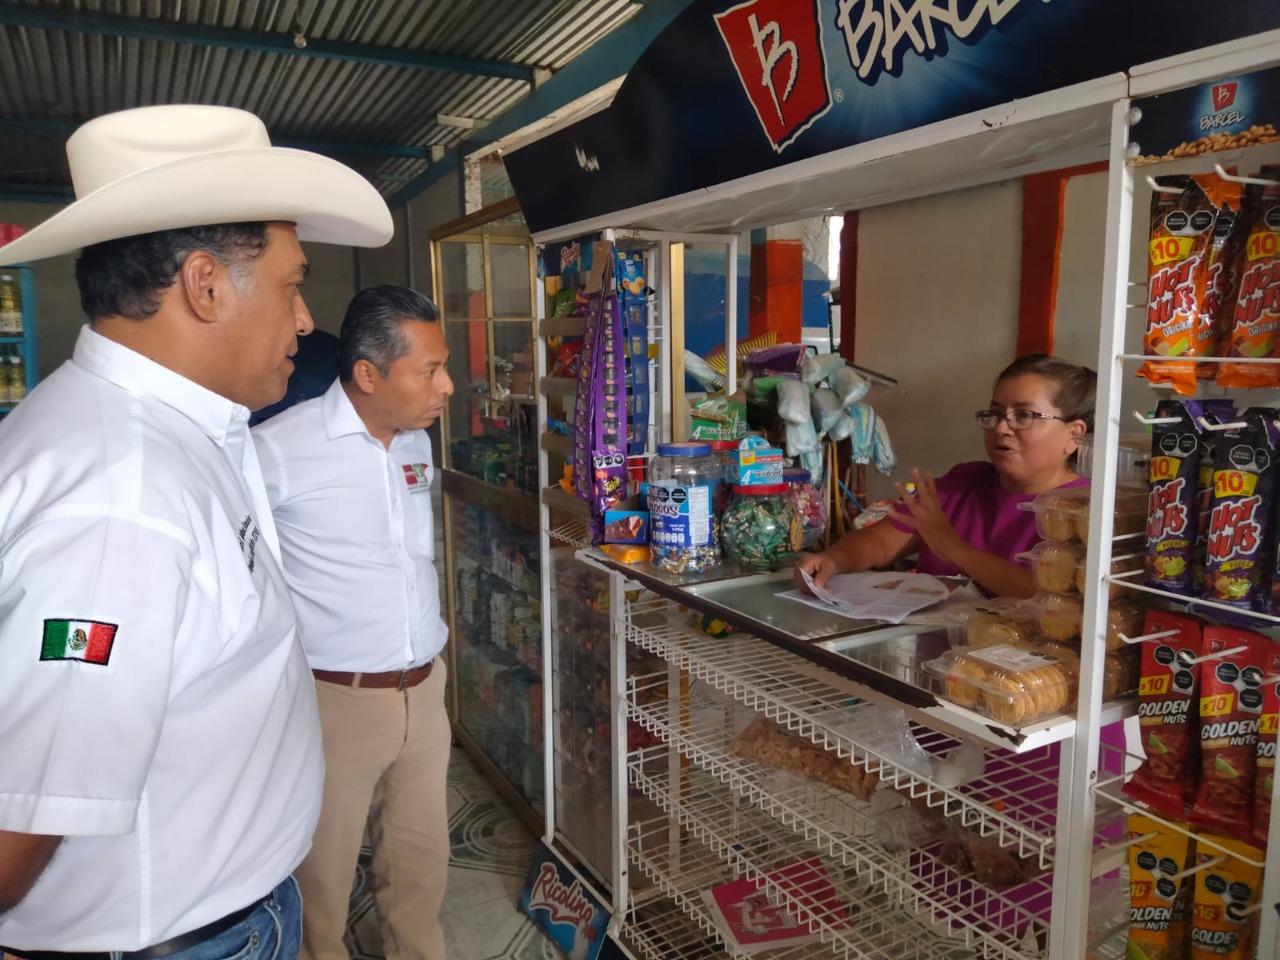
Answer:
[
  {"left": 1060, "top": 33, "right": 1280, "bottom": 960},
  {"left": 522, "top": 23, "right": 1280, "bottom": 960}
]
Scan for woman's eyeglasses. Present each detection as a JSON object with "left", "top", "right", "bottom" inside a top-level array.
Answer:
[{"left": 974, "top": 409, "right": 1074, "bottom": 431}]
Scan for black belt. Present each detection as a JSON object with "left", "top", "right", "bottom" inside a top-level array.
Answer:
[{"left": 3, "top": 893, "right": 268, "bottom": 960}]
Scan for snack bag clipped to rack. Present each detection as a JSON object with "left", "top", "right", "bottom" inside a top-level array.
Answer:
[
  {"left": 1189, "top": 626, "right": 1271, "bottom": 843},
  {"left": 1139, "top": 175, "right": 1220, "bottom": 395},
  {"left": 1126, "top": 814, "right": 1194, "bottom": 960},
  {"left": 1218, "top": 167, "right": 1280, "bottom": 388},
  {"left": 1194, "top": 400, "right": 1239, "bottom": 594},
  {"left": 1188, "top": 834, "right": 1264, "bottom": 960},
  {"left": 1202, "top": 408, "right": 1279, "bottom": 616},
  {"left": 1125, "top": 611, "right": 1203, "bottom": 820},
  {"left": 1145, "top": 399, "right": 1204, "bottom": 596},
  {"left": 1252, "top": 654, "right": 1280, "bottom": 848}
]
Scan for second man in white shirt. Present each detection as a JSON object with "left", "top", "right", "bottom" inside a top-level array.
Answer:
[{"left": 254, "top": 285, "right": 455, "bottom": 960}]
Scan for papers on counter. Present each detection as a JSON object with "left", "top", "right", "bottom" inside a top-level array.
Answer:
[{"left": 783, "top": 570, "right": 951, "bottom": 624}]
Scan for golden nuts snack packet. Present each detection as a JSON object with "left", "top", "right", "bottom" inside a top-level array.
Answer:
[
  {"left": 1252, "top": 654, "right": 1280, "bottom": 849},
  {"left": 1127, "top": 814, "right": 1194, "bottom": 960},
  {"left": 1189, "top": 834, "right": 1264, "bottom": 960},
  {"left": 1189, "top": 626, "right": 1270, "bottom": 843},
  {"left": 1125, "top": 611, "right": 1204, "bottom": 820}
]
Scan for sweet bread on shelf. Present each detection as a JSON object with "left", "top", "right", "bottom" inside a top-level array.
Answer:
[{"left": 730, "top": 716, "right": 879, "bottom": 800}]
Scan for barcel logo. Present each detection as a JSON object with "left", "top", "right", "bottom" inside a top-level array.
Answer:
[
  {"left": 835, "top": 0, "right": 1042, "bottom": 81},
  {"left": 1203, "top": 81, "right": 1244, "bottom": 131},
  {"left": 714, "top": 0, "right": 833, "bottom": 152},
  {"left": 716, "top": 0, "right": 1049, "bottom": 152}
]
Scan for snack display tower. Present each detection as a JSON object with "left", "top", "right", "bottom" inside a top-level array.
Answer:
[
  {"left": 505, "top": 4, "right": 1280, "bottom": 959},
  {"left": 430, "top": 201, "right": 545, "bottom": 823}
]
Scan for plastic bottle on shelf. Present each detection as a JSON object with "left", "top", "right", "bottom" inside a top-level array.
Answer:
[
  {"left": 7, "top": 348, "right": 25, "bottom": 402},
  {"left": 0, "top": 275, "right": 20, "bottom": 335}
]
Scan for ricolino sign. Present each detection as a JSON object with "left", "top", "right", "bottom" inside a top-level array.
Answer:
[{"left": 504, "top": 0, "right": 1280, "bottom": 235}]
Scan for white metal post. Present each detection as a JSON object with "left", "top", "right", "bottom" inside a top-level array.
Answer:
[
  {"left": 535, "top": 264, "right": 557, "bottom": 846},
  {"left": 608, "top": 567, "right": 631, "bottom": 929},
  {"left": 1053, "top": 96, "right": 1134, "bottom": 960}
]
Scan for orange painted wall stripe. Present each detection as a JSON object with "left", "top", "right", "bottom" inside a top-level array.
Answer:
[
  {"left": 1017, "top": 161, "right": 1107, "bottom": 356},
  {"left": 748, "top": 238, "right": 803, "bottom": 342}
]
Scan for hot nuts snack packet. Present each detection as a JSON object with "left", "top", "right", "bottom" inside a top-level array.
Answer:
[
  {"left": 1189, "top": 626, "right": 1270, "bottom": 843},
  {"left": 1219, "top": 167, "right": 1280, "bottom": 389},
  {"left": 1202, "top": 408, "right": 1279, "bottom": 617},
  {"left": 1125, "top": 611, "right": 1204, "bottom": 820},
  {"left": 1140, "top": 176, "right": 1222, "bottom": 395}
]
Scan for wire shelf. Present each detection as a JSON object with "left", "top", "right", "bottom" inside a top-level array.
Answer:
[
  {"left": 624, "top": 597, "right": 1063, "bottom": 862},
  {"left": 549, "top": 517, "right": 593, "bottom": 550},
  {"left": 1102, "top": 571, "right": 1280, "bottom": 629},
  {"left": 624, "top": 835, "right": 846, "bottom": 959},
  {"left": 626, "top": 698, "right": 1054, "bottom": 959},
  {"left": 627, "top": 768, "right": 1043, "bottom": 960},
  {"left": 1091, "top": 742, "right": 1268, "bottom": 870}
]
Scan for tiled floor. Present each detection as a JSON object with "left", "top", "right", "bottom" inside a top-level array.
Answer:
[{"left": 347, "top": 748, "right": 560, "bottom": 960}]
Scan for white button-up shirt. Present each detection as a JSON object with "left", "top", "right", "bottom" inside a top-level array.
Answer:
[
  {"left": 253, "top": 379, "right": 447, "bottom": 672},
  {"left": 0, "top": 327, "right": 323, "bottom": 950}
]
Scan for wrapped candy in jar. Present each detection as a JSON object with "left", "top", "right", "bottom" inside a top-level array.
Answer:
[
  {"left": 648, "top": 441, "right": 721, "bottom": 573},
  {"left": 782, "top": 467, "right": 826, "bottom": 549},
  {"left": 721, "top": 483, "right": 802, "bottom": 571}
]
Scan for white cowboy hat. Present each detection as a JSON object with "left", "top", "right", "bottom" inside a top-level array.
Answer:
[{"left": 0, "top": 104, "right": 394, "bottom": 264}]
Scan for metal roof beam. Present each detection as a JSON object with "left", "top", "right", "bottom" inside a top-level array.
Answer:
[
  {"left": 0, "top": 6, "right": 535, "bottom": 81},
  {"left": 389, "top": 0, "right": 695, "bottom": 208},
  {"left": 0, "top": 118, "right": 431, "bottom": 160}
]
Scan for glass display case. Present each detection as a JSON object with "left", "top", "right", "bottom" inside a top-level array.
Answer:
[{"left": 431, "top": 199, "right": 543, "bottom": 821}]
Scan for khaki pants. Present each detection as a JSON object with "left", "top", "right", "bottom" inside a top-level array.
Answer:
[{"left": 298, "top": 659, "right": 450, "bottom": 960}]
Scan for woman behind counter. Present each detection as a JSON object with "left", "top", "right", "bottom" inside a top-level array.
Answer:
[{"left": 795, "top": 353, "right": 1096, "bottom": 599}]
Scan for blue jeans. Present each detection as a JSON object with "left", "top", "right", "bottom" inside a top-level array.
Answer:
[{"left": 133, "top": 877, "right": 302, "bottom": 960}]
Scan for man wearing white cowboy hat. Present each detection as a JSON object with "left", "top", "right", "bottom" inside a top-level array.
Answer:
[{"left": 0, "top": 104, "right": 393, "bottom": 960}]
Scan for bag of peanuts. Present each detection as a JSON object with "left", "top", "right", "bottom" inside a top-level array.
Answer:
[
  {"left": 1219, "top": 166, "right": 1280, "bottom": 388},
  {"left": 1188, "top": 626, "right": 1271, "bottom": 843},
  {"left": 1124, "top": 611, "right": 1203, "bottom": 820}
]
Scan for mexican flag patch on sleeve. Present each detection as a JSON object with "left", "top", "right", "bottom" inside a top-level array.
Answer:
[{"left": 41, "top": 619, "right": 118, "bottom": 665}]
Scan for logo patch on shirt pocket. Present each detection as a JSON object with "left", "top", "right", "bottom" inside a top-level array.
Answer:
[{"left": 402, "top": 463, "right": 432, "bottom": 494}]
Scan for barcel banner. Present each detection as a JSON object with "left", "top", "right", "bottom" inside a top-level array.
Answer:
[{"left": 505, "top": 0, "right": 1280, "bottom": 235}]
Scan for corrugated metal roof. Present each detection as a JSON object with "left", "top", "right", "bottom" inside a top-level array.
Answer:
[{"left": 0, "top": 0, "right": 642, "bottom": 199}]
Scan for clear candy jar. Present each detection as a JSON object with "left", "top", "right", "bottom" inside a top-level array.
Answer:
[
  {"left": 721, "top": 483, "right": 801, "bottom": 571},
  {"left": 707, "top": 439, "right": 737, "bottom": 513},
  {"left": 647, "top": 441, "right": 720, "bottom": 573},
  {"left": 782, "top": 467, "right": 826, "bottom": 549}
]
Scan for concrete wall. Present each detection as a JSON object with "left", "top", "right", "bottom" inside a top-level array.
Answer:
[{"left": 853, "top": 181, "right": 1024, "bottom": 499}]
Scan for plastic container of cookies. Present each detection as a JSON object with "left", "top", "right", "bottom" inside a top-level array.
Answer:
[
  {"left": 1076, "top": 434, "right": 1150, "bottom": 484},
  {"left": 923, "top": 643, "right": 1080, "bottom": 727},
  {"left": 939, "top": 599, "right": 1039, "bottom": 649},
  {"left": 1018, "top": 486, "right": 1147, "bottom": 544},
  {"left": 1019, "top": 541, "right": 1086, "bottom": 595},
  {"left": 1074, "top": 549, "right": 1144, "bottom": 599},
  {"left": 1027, "top": 591, "right": 1084, "bottom": 641}
]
